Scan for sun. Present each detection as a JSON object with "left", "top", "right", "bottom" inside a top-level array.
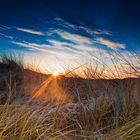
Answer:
[{"left": 52, "top": 71, "right": 59, "bottom": 77}]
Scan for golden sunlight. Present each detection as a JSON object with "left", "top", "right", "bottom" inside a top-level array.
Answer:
[{"left": 52, "top": 71, "right": 59, "bottom": 77}]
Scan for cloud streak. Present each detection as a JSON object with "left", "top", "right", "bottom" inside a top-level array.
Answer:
[
  {"left": 54, "top": 17, "right": 111, "bottom": 35},
  {"left": 11, "top": 40, "right": 81, "bottom": 58},
  {"left": 95, "top": 38, "right": 126, "bottom": 50},
  {"left": 0, "top": 33, "right": 13, "bottom": 39},
  {"left": 57, "top": 31, "right": 92, "bottom": 44},
  {"left": 16, "top": 28, "right": 45, "bottom": 36},
  {"left": 0, "top": 24, "right": 11, "bottom": 30}
]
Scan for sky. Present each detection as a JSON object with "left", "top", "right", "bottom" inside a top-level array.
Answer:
[{"left": 0, "top": 0, "right": 140, "bottom": 74}]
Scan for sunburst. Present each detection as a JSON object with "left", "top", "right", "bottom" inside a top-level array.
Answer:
[{"left": 52, "top": 71, "right": 59, "bottom": 77}]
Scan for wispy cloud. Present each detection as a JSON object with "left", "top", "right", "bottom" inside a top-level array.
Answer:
[
  {"left": 16, "top": 27, "right": 45, "bottom": 36},
  {"left": 0, "top": 33, "right": 13, "bottom": 39},
  {"left": 11, "top": 18, "right": 127, "bottom": 71},
  {"left": 11, "top": 41, "right": 80, "bottom": 58},
  {"left": 52, "top": 30, "right": 102, "bottom": 53},
  {"left": 12, "top": 29, "right": 116, "bottom": 61},
  {"left": 53, "top": 17, "right": 76, "bottom": 29},
  {"left": 11, "top": 37, "right": 134, "bottom": 76},
  {"left": 0, "top": 24, "right": 11, "bottom": 30},
  {"left": 1, "top": 17, "right": 139, "bottom": 76},
  {"left": 53, "top": 17, "right": 111, "bottom": 35},
  {"left": 77, "top": 26, "right": 111, "bottom": 35},
  {"left": 95, "top": 37, "right": 126, "bottom": 50},
  {"left": 55, "top": 30, "right": 92, "bottom": 45},
  {"left": 11, "top": 41, "right": 47, "bottom": 51}
]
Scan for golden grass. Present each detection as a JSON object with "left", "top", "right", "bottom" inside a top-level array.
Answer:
[{"left": 0, "top": 52, "right": 139, "bottom": 139}]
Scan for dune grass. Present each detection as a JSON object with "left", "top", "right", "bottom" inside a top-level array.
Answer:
[{"left": 0, "top": 52, "right": 139, "bottom": 139}]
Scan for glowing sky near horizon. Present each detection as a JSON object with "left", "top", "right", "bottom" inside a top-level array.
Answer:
[{"left": 0, "top": 0, "right": 140, "bottom": 74}]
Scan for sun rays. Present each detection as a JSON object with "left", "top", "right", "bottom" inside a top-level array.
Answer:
[{"left": 31, "top": 74, "right": 70, "bottom": 103}]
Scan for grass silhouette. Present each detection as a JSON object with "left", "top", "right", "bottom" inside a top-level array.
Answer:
[{"left": 0, "top": 52, "right": 139, "bottom": 139}]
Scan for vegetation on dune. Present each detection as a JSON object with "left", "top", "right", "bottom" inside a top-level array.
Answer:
[{"left": 0, "top": 53, "right": 139, "bottom": 139}]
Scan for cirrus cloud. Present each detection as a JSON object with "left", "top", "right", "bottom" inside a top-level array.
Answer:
[
  {"left": 95, "top": 37, "right": 126, "bottom": 50},
  {"left": 16, "top": 27, "right": 45, "bottom": 36}
]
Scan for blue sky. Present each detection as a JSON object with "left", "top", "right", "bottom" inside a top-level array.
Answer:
[{"left": 0, "top": 0, "right": 140, "bottom": 74}]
